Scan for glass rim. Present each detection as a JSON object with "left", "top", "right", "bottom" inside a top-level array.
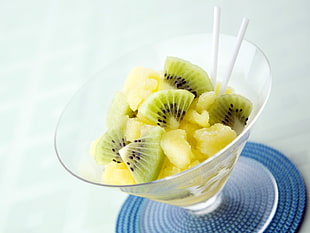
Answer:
[{"left": 54, "top": 32, "right": 272, "bottom": 188}]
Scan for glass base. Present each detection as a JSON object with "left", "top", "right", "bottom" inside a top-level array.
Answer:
[{"left": 117, "top": 156, "right": 278, "bottom": 233}]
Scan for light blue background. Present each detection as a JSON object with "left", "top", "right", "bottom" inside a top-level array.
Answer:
[{"left": 1, "top": 0, "right": 309, "bottom": 232}]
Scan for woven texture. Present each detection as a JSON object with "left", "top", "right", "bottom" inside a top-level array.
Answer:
[
  {"left": 244, "top": 143, "right": 307, "bottom": 233},
  {"left": 116, "top": 142, "right": 307, "bottom": 233}
]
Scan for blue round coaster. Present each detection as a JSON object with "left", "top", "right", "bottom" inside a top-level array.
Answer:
[
  {"left": 243, "top": 142, "right": 307, "bottom": 233},
  {"left": 116, "top": 142, "right": 307, "bottom": 233}
]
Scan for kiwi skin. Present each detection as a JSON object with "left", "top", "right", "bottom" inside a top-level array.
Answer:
[
  {"left": 163, "top": 56, "right": 214, "bottom": 97},
  {"left": 208, "top": 94, "right": 252, "bottom": 135}
]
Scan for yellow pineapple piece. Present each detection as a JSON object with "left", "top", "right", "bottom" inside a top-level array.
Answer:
[
  {"left": 160, "top": 129, "right": 194, "bottom": 169},
  {"left": 102, "top": 162, "right": 135, "bottom": 185},
  {"left": 194, "top": 123, "right": 237, "bottom": 158},
  {"left": 190, "top": 98, "right": 198, "bottom": 108},
  {"left": 125, "top": 118, "right": 144, "bottom": 142},
  {"left": 126, "top": 80, "right": 158, "bottom": 111},
  {"left": 187, "top": 159, "right": 200, "bottom": 169},
  {"left": 195, "top": 91, "right": 216, "bottom": 113},
  {"left": 157, "top": 75, "right": 175, "bottom": 91},
  {"left": 179, "top": 120, "right": 199, "bottom": 147},
  {"left": 192, "top": 148, "right": 210, "bottom": 161},
  {"left": 90, "top": 137, "right": 100, "bottom": 158},
  {"left": 123, "top": 66, "right": 161, "bottom": 111},
  {"left": 157, "top": 158, "right": 181, "bottom": 179},
  {"left": 215, "top": 82, "right": 235, "bottom": 96},
  {"left": 123, "top": 66, "right": 161, "bottom": 92},
  {"left": 184, "top": 109, "right": 210, "bottom": 128}
]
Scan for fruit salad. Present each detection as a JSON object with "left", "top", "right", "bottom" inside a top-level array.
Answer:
[{"left": 91, "top": 56, "right": 252, "bottom": 185}]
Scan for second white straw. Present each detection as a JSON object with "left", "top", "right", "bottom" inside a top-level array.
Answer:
[
  {"left": 211, "top": 6, "right": 221, "bottom": 87},
  {"left": 219, "top": 17, "right": 249, "bottom": 95}
]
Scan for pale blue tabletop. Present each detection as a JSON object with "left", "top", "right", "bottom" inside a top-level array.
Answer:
[{"left": 0, "top": 1, "right": 309, "bottom": 232}]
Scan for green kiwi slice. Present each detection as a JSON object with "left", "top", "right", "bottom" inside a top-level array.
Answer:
[
  {"left": 138, "top": 89, "right": 195, "bottom": 129},
  {"left": 119, "top": 126, "right": 165, "bottom": 183},
  {"left": 94, "top": 119, "right": 128, "bottom": 165},
  {"left": 163, "top": 56, "right": 214, "bottom": 97},
  {"left": 208, "top": 94, "right": 253, "bottom": 135},
  {"left": 106, "top": 91, "right": 136, "bottom": 126}
]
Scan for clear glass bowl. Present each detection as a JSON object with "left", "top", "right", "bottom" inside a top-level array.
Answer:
[{"left": 55, "top": 33, "right": 273, "bottom": 231}]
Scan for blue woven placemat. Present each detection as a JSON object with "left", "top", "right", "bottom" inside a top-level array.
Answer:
[
  {"left": 243, "top": 142, "right": 307, "bottom": 233},
  {"left": 116, "top": 142, "right": 307, "bottom": 233}
]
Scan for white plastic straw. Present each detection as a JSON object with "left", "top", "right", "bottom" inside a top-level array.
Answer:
[
  {"left": 219, "top": 17, "right": 249, "bottom": 95},
  {"left": 210, "top": 6, "right": 221, "bottom": 87}
]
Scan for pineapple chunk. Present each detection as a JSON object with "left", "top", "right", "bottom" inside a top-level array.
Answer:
[
  {"left": 123, "top": 66, "right": 161, "bottom": 111},
  {"left": 194, "top": 123, "right": 237, "bottom": 158},
  {"left": 160, "top": 129, "right": 194, "bottom": 169},
  {"left": 187, "top": 159, "right": 200, "bottom": 169},
  {"left": 157, "top": 158, "right": 181, "bottom": 179},
  {"left": 192, "top": 148, "right": 210, "bottom": 161},
  {"left": 90, "top": 137, "right": 100, "bottom": 158},
  {"left": 215, "top": 82, "right": 235, "bottom": 96},
  {"left": 184, "top": 109, "right": 210, "bottom": 128},
  {"left": 157, "top": 76, "right": 175, "bottom": 91},
  {"left": 102, "top": 162, "right": 135, "bottom": 185},
  {"left": 125, "top": 118, "right": 144, "bottom": 142},
  {"left": 179, "top": 120, "right": 200, "bottom": 143},
  {"left": 195, "top": 91, "right": 216, "bottom": 113},
  {"left": 179, "top": 120, "right": 200, "bottom": 151}
]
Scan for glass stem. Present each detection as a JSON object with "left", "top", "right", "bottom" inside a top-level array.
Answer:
[{"left": 186, "top": 191, "right": 223, "bottom": 216}]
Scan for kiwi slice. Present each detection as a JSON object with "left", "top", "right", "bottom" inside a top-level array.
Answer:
[
  {"left": 208, "top": 94, "right": 253, "bottom": 135},
  {"left": 94, "top": 119, "right": 128, "bottom": 165},
  {"left": 163, "top": 56, "right": 214, "bottom": 97},
  {"left": 106, "top": 91, "right": 136, "bottom": 126},
  {"left": 119, "top": 126, "right": 165, "bottom": 183},
  {"left": 138, "top": 89, "right": 195, "bottom": 129}
]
